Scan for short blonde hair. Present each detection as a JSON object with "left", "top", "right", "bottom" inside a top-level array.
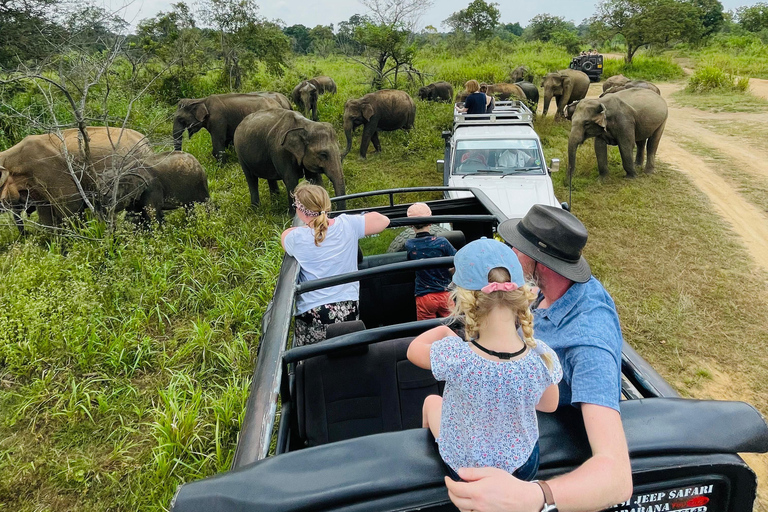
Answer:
[
  {"left": 451, "top": 267, "right": 554, "bottom": 369},
  {"left": 293, "top": 182, "right": 331, "bottom": 246},
  {"left": 465, "top": 80, "right": 480, "bottom": 93}
]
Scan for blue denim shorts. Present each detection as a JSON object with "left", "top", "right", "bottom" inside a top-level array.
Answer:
[{"left": 442, "top": 441, "right": 540, "bottom": 482}]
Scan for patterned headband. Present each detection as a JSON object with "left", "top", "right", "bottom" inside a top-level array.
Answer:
[{"left": 294, "top": 198, "right": 325, "bottom": 217}]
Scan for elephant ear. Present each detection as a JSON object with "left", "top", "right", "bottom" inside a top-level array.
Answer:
[
  {"left": 281, "top": 127, "right": 308, "bottom": 163},
  {"left": 192, "top": 102, "right": 209, "bottom": 123},
  {"left": 0, "top": 169, "right": 20, "bottom": 202},
  {"left": 594, "top": 104, "right": 607, "bottom": 129},
  {"left": 361, "top": 103, "right": 374, "bottom": 121},
  {"left": 0, "top": 166, "right": 7, "bottom": 189}
]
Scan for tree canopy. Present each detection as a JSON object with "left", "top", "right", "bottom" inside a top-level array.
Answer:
[
  {"left": 736, "top": 2, "right": 768, "bottom": 33},
  {"left": 444, "top": 0, "right": 501, "bottom": 41}
]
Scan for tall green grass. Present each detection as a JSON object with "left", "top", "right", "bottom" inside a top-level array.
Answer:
[
  {"left": 684, "top": 34, "right": 768, "bottom": 79},
  {"left": 602, "top": 55, "right": 685, "bottom": 81}
]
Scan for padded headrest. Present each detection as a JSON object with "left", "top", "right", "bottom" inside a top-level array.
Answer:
[
  {"left": 442, "top": 230, "right": 466, "bottom": 250},
  {"left": 325, "top": 320, "right": 366, "bottom": 339}
]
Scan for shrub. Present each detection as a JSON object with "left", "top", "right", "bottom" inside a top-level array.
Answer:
[
  {"left": 686, "top": 66, "right": 748, "bottom": 93},
  {"left": 602, "top": 55, "right": 685, "bottom": 82}
]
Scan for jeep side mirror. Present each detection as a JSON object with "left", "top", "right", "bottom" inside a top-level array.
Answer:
[
  {"left": 437, "top": 160, "right": 445, "bottom": 174},
  {"left": 550, "top": 158, "right": 560, "bottom": 173}
]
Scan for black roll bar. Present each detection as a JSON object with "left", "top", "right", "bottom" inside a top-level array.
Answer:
[{"left": 295, "top": 256, "right": 455, "bottom": 295}]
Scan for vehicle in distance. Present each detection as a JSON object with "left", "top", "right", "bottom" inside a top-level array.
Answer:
[
  {"left": 570, "top": 53, "right": 604, "bottom": 82},
  {"left": 171, "top": 187, "right": 768, "bottom": 512},
  {"left": 439, "top": 101, "right": 566, "bottom": 219}
]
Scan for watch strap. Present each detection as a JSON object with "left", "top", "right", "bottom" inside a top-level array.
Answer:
[{"left": 535, "top": 480, "right": 558, "bottom": 512}]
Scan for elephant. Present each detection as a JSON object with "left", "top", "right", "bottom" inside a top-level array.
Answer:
[
  {"left": 0, "top": 127, "right": 151, "bottom": 229},
  {"left": 103, "top": 151, "right": 209, "bottom": 224},
  {"left": 510, "top": 66, "right": 534, "bottom": 83},
  {"left": 483, "top": 83, "right": 526, "bottom": 101},
  {"left": 600, "top": 80, "right": 661, "bottom": 97},
  {"left": 602, "top": 74, "right": 630, "bottom": 93},
  {"left": 234, "top": 109, "right": 346, "bottom": 213},
  {"left": 541, "top": 69, "right": 590, "bottom": 118},
  {"left": 567, "top": 88, "right": 668, "bottom": 179},
  {"left": 292, "top": 81, "right": 319, "bottom": 121},
  {"left": 172, "top": 92, "right": 290, "bottom": 163},
  {"left": 418, "top": 81, "right": 454, "bottom": 102},
  {"left": 514, "top": 81, "right": 539, "bottom": 110},
  {"left": 342, "top": 89, "right": 416, "bottom": 159},
  {"left": 308, "top": 76, "right": 337, "bottom": 95}
]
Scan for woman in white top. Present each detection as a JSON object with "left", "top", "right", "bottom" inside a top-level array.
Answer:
[{"left": 281, "top": 183, "right": 390, "bottom": 345}]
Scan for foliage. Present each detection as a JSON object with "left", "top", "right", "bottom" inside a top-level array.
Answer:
[
  {"left": 689, "top": 0, "right": 725, "bottom": 38},
  {"left": 684, "top": 33, "right": 768, "bottom": 78},
  {"left": 283, "top": 24, "right": 312, "bottom": 54},
  {"left": 524, "top": 14, "right": 578, "bottom": 44},
  {"left": 601, "top": 54, "right": 685, "bottom": 80},
  {"left": 0, "top": 0, "right": 58, "bottom": 67},
  {"left": 685, "top": 65, "right": 750, "bottom": 92},
  {"left": 443, "top": 0, "right": 501, "bottom": 41},
  {"left": 736, "top": 2, "right": 768, "bottom": 33},
  {"left": 590, "top": 0, "right": 704, "bottom": 62}
]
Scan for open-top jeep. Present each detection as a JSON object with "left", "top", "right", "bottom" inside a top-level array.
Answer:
[
  {"left": 439, "top": 101, "right": 566, "bottom": 219},
  {"left": 171, "top": 188, "right": 768, "bottom": 512},
  {"left": 570, "top": 54, "right": 604, "bottom": 82}
]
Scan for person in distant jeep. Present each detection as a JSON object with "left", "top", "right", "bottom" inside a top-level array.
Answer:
[{"left": 444, "top": 205, "right": 632, "bottom": 512}]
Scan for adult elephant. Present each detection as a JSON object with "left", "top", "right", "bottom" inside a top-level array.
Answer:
[
  {"left": 103, "top": 151, "right": 209, "bottom": 224},
  {"left": 600, "top": 80, "right": 661, "bottom": 97},
  {"left": 510, "top": 65, "right": 534, "bottom": 83},
  {"left": 342, "top": 90, "right": 416, "bottom": 159},
  {"left": 567, "top": 88, "right": 668, "bottom": 179},
  {"left": 418, "top": 81, "right": 454, "bottom": 102},
  {"left": 484, "top": 83, "right": 526, "bottom": 101},
  {"left": 0, "top": 127, "right": 151, "bottom": 228},
  {"left": 172, "top": 93, "right": 289, "bottom": 163},
  {"left": 292, "top": 81, "right": 319, "bottom": 121},
  {"left": 602, "top": 74, "right": 630, "bottom": 93},
  {"left": 234, "top": 109, "right": 346, "bottom": 213},
  {"left": 541, "top": 69, "right": 590, "bottom": 118},
  {"left": 514, "top": 81, "right": 539, "bottom": 110}
]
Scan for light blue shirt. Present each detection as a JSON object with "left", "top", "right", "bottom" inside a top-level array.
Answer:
[
  {"left": 283, "top": 214, "right": 366, "bottom": 314},
  {"left": 532, "top": 276, "right": 623, "bottom": 412}
]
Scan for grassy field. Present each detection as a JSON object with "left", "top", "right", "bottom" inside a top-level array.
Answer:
[{"left": 2, "top": 46, "right": 768, "bottom": 511}]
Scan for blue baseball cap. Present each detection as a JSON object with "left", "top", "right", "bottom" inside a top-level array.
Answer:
[{"left": 452, "top": 238, "right": 525, "bottom": 291}]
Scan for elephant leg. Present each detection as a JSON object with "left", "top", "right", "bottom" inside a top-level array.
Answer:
[
  {"left": 617, "top": 138, "right": 637, "bottom": 178},
  {"left": 268, "top": 180, "right": 280, "bottom": 195},
  {"left": 359, "top": 123, "right": 377, "bottom": 158},
  {"left": 644, "top": 122, "right": 666, "bottom": 174},
  {"left": 635, "top": 139, "right": 647, "bottom": 170},
  {"left": 242, "top": 170, "right": 261, "bottom": 209},
  {"left": 36, "top": 205, "right": 55, "bottom": 227},
  {"left": 371, "top": 131, "right": 382, "bottom": 154},
  {"left": 212, "top": 138, "right": 228, "bottom": 164},
  {"left": 594, "top": 138, "right": 610, "bottom": 178}
]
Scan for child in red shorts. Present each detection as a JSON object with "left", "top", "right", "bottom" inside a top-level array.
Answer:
[{"left": 404, "top": 203, "right": 456, "bottom": 320}]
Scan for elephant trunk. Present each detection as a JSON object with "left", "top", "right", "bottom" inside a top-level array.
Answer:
[
  {"left": 342, "top": 123, "right": 353, "bottom": 160},
  {"left": 567, "top": 130, "right": 584, "bottom": 176},
  {"left": 330, "top": 172, "right": 346, "bottom": 210},
  {"left": 542, "top": 88, "right": 553, "bottom": 116},
  {"left": 172, "top": 119, "right": 185, "bottom": 152}
]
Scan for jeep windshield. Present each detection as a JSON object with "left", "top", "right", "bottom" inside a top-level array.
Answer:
[{"left": 454, "top": 139, "right": 545, "bottom": 176}]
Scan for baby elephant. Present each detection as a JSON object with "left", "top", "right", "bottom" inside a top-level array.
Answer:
[
  {"left": 418, "top": 81, "right": 454, "bottom": 102},
  {"left": 292, "top": 76, "right": 337, "bottom": 121},
  {"left": 104, "top": 151, "right": 209, "bottom": 223}
]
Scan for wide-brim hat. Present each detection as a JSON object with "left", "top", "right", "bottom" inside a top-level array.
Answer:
[{"left": 498, "top": 205, "right": 591, "bottom": 283}]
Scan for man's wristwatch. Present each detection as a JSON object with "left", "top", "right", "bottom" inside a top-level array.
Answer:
[{"left": 534, "top": 480, "right": 558, "bottom": 512}]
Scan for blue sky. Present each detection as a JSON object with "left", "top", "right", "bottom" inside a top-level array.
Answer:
[{"left": 111, "top": 0, "right": 752, "bottom": 30}]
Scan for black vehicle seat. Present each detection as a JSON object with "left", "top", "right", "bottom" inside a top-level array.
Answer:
[
  {"left": 295, "top": 336, "right": 441, "bottom": 447},
  {"left": 441, "top": 230, "right": 466, "bottom": 250}
]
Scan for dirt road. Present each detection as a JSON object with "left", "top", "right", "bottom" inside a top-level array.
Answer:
[{"left": 579, "top": 80, "right": 768, "bottom": 511}]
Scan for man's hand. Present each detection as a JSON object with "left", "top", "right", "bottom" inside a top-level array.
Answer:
[{"left": 445, "top": 468, "right": 545, "bottom": 512}]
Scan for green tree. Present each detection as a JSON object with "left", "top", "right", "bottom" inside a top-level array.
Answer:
[
  {"left": 444, "top": 0, "right": 501, "bottom": 41},
  {"left": 283, "top": 24, "right": 312, "bottom": 54},
  {"left": 736, "top": 2, "right": 768, "bottom": 32},
  {"left": 501, "top": 22, "right": 524, "bottom": 36},
  {"left": 590, "top": 0, "right": 703, "bottom": 63},
  {"left": 308, "top": 24, "right": 335, "bottom": 54},
  {"left": 136, "top": 3, "right": 200, "bottom": 68},
  {"left": 524, "top": 14, "right": 577, "bottom": 42},
  {"left": 689, "top": 0, "right": 724, "bottom": 37},
  {"left": 0, "top": 0, "right": 58, "bottom": 67}
]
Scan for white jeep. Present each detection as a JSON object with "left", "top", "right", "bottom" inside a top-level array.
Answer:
[{"left": 438, "top": 101, "right": 565, "bottom": 219}]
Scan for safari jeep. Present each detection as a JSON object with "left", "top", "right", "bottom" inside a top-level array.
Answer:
[
  {"left": 439, "top": 101, "right": 567, "bottom": 219},
  {"left": 171, "top": 188, "right": 768, "bottom": 512}
]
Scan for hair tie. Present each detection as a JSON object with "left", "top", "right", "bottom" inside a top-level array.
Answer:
[
  {"left": 480, "top": 282, "right": 518, "bottom": 294},
  {"left": 294, "top": 198, "right": 320, "bottom": 217}
]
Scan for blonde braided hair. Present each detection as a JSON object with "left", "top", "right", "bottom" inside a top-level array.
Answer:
[
  {"left": 292, "top": 182, "right": 331, "bottom": 247},
  {"left": 450, "top": 267, "right": 554, "bottom": 370}
]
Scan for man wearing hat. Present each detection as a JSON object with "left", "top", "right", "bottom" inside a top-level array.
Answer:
[{"left": 445, "top": 205, "right": 632, "bottom": 512}]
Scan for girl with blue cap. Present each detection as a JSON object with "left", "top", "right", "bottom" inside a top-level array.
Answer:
[{"left": 407, "top": 238, "right": 562, "bottom": 482}]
